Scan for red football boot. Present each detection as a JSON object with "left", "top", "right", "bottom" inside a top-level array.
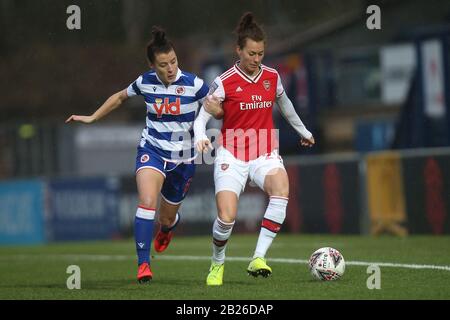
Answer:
[
  {"left": 137, "top": 262, "right": 153, "bottom": 283},
  {"left": 154, "top": 229, "right": 173, "bottom": 253}
]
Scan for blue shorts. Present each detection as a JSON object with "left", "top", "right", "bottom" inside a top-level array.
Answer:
[{"left": 135, "top": 145, "right": 195, "bottom": 205}]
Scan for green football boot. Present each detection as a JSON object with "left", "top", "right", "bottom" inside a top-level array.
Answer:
[
  {"left": 206, "top": 262, "right": 224, "bottom": 286},
  {"left": 247, "top": 257, "right": 272, "bottom": 278}
]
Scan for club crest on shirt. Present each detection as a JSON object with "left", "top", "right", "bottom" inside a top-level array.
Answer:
[
  {"left": 263, "top": 80, "right": 271, "bottom": 91},
  {"left": 221, "top": 163, "right": 229, "bottom": 171},
  {"left": 140, "top": 154, "right": 150, "bottom": 163},
  {"left": 176, "top": 86, "right": 185, "bottom": 95}
]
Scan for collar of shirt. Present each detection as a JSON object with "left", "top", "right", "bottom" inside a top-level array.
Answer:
[
  {"left": 235, "top": 61, "right": 262, "bottom": 80},
  {"left": 154, "top": 68, "right": 182, "bottom": 87}
]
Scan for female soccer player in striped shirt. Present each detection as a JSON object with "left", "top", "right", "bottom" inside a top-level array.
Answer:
[{"left": 66, "top": 26, "right": 208, "bottom": 283}]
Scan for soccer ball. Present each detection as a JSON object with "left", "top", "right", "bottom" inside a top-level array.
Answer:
[{"left": 308, "top": 247, "right": 345, "bottom": 281}]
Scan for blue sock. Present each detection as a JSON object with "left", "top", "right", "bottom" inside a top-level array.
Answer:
[
  {"left": 161, "top": 212, "right": 180, "bottom": 233},
  {"left": 134, "top": 207, "right": 155, "bottom": 265}
]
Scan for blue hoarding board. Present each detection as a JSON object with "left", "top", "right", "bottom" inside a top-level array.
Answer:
[
  {"left": 355, "top": 120, "right": 395, "bottom": 152},
  {"left": 47, "top": 177, "right": 120, "bottom": 241},
  {"left": 0, "top": 180, "right": 45, "bottom": 244}
]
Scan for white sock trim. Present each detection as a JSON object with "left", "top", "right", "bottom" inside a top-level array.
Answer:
[
  {"left": 216, "top": 217, "right": 235, "bottom": 228},
  {"left": 269, "top": 196, "right": 289, "bottom": 201},
  {"left": 264, "top": 197, "right": 288, "bottom": 224},
  {"left": 136, "top": 207, "right": 156, "bottom": 220}
]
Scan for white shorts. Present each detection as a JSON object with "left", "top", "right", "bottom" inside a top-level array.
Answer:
[{"left": 214, "top": 147, "right": 286, "bottom": 197}]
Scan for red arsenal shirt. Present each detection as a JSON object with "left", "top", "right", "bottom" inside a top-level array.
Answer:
[{"left": 210, "top": 63, "right": 285, "bottom": 161}]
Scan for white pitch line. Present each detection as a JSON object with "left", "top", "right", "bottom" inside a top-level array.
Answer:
[
  {"left": 156, "top": 255, "right": 450, "bottom": 271},
  {"left": 2, "top": 254, "right": 450, "bottom": 271}
]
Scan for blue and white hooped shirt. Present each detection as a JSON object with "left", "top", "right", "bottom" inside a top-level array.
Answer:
[{"left": 127, "top": 69, "right": 209, "bottom": 162}]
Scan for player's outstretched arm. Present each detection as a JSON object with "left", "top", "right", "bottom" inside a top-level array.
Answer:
[
  {"left": 193, "top": 107, "right": 214, "bottom": 153},
  {"left": 65, "top": 89, "right": 129, "bottom": 124},
  {"left": 276, "top": 92, "right": 315, "bottom": 148}
]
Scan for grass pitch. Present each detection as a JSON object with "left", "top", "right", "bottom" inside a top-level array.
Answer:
[{"left": 0, "top": 234, "right": 449, "bottom": 300}]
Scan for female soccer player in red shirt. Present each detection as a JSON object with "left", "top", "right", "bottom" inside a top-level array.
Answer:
[{"left": 194, "top": 12, "right": 315, "bottom": 286}]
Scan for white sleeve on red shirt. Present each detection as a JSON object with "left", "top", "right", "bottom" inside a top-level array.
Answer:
[
  {"left": 276, "top": 92, "right": 313, "bottom": 140},
  {"left": 276, "top": 72, "right": 285, "bottom": 98},
  {"left": 209, "top": 77, "right": 226, "bottom": 102},
  {"left": 193, "top": 107, "right": 213, "bottom": 144}
]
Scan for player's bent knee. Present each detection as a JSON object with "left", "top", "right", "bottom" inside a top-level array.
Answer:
[
  {"left": 216, "top": 190, "right": 239, "bottom": 223},
  {"left": 264, "top": 173, "right": 289, "bottom": 198}
]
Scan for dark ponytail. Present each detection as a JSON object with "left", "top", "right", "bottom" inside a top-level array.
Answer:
[
  {"left": 235, "top": 12, "right": 266, "bottom": 49},
  {"left": 146, "top": 26, "right": 175, "bottom": 64}
]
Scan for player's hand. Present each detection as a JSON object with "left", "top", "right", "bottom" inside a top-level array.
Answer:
[
  {"left": 300, "top": 136, "right": 315, "bottom": 148},
  {"left": 196, "top": 139, "right": 213, "bottom": 153},
  {"left": 65, "top": 115, "right": 96, "bottom": 124},
  {"left": 204, "top": 95, "right": 224, "bottom": 119}
]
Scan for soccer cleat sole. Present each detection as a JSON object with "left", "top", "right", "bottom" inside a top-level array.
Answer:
[
  {"left": 206, "top": 281, "right": 223, "bottom": 286},
  {"left": 247, "top": 269, "right": 272, "bottom": 278},
  {"left": 137, "top": 276, "right": 152, "bottom": 284}
]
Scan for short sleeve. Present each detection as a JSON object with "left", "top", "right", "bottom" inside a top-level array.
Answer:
[
  {"left": 194, "top": 77, "right": 209, "bottom": 103},
  {"left": 209, "top": 77, "right": 225, "bottom": 102},
  {"left": 126, "top": 76, "right": 143, "bottom": 97}
]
